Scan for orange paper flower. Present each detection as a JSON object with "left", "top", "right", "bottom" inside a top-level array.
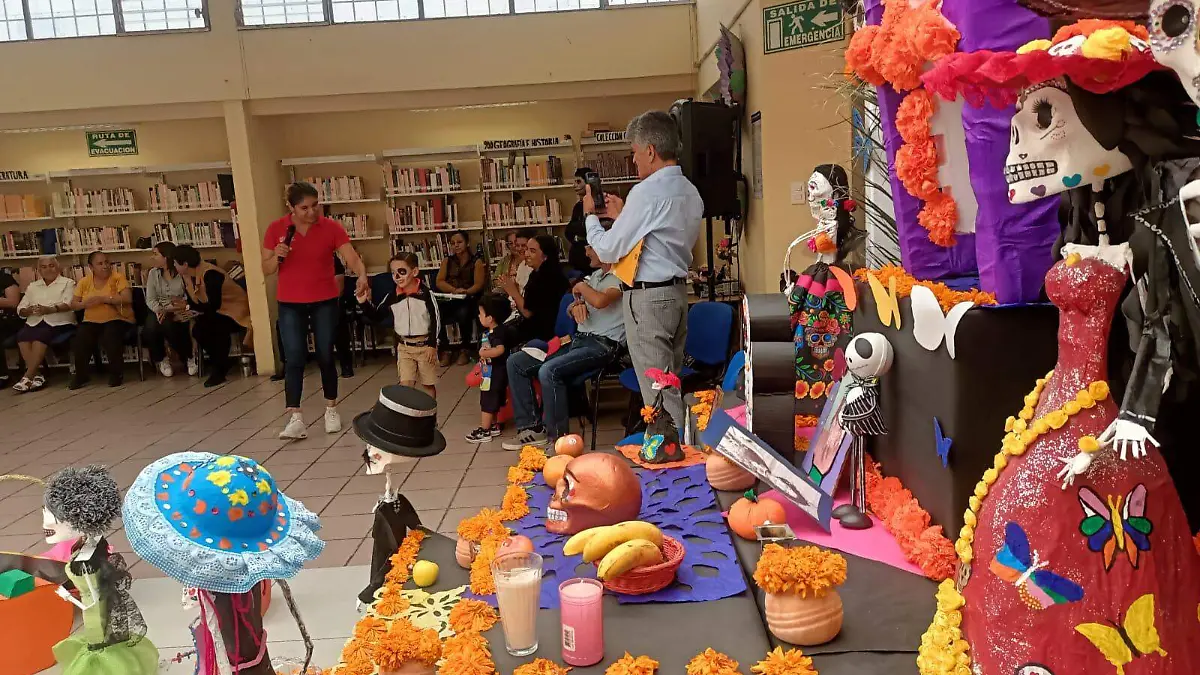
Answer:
[
  {"left": 863, "top": 459, "right": 955, "bottom": 581},
  {"left": 751, "top": 647, "right": 817, "bottom": 675},
  {"left": 918, "top": 191, "right": 958, "bottom": 248},
  {"left": 753, "top": 544, "right": 847, "bottom": 597},
  {"left": 605, "top": 653, "right": 660, "bottom": 675},
  {"left": 448, "top": 598, "right": 499, "bottom": 634},
  {"left": 853, "top": 266, "right": 996, "bottom": 312},
  {"left": 513, "top": 658, "right": 573, "bottom": 675},
  {"left": 439, "top": 631, "right": 496, "bottom": 675},
  {"left": 641, "top": 405, "right": 658, "bottom": 424},
  {"left": 372, "top": 618, "right": 442, "bottom": 669},
  {"left": 686, "top": 648, "right": 742, "bottom": 675}
]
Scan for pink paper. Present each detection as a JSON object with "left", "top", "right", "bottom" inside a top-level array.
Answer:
[
  {"left": 728, "top": 404, "right": 747, "bottom": 426},
  {"left": 760, "top": 488, "right": 925, "bottom": 577}
]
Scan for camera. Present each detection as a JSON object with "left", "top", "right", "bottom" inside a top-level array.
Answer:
[{"left": 584, "top": 171, "right": 605, "bottom": 213}]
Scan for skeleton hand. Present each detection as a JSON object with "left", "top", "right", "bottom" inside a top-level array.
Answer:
[
  {"left": 1097, "top": 419, "right": 1158, "bottom": 461},
  {"left": 1056, "top": 453, "right": 1092, "bottom": 490}
]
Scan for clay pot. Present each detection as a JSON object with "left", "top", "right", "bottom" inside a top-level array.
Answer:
[
  {"left": 764, "top": 590, "right": 843, "bottom": 646},
  {"left": 381, "top": 661, "right": 436, "bottom": 675},
  {"left": 705, "top": 454, "right": 756, "bottom": 491},
  {"left": 455, "top": 537, "right": 477, "bottom": 569}
]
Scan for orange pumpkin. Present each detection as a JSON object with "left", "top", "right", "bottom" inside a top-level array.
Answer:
[
  {"left": 543, "top": 454, "right": 573, "bottom": 487},
  {"left": 727, "top": 492, "right": 788, "bottom": 540},
  {"left": 554, "top": 434, "right": 585, "bottom": 457},
  {"left": 498, "top": 534, "right": 535, "bottom": 556},
  {"left": 705, "top": 454, "right": 756, "bottom": 491}
]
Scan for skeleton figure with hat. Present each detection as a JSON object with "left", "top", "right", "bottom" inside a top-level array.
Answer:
[
  {"left": 353, "top": 384, "right": 446, "bottom": 606},
  {"left": 123, "top": 454, "right": 324, "bottom": 675},
  {"left": 833, "top": 333, "right": 892, "bottom": 530}
]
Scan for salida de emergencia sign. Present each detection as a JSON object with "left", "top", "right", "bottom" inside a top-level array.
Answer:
[{"left": 764, "top": 0, "right": 844, "bottom": 54}]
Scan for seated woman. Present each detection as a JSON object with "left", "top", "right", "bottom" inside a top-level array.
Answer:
[
  {"left": 435, "top": 230, "right": 487, "bottom": 366},
  {"left": 143, "top": 241, "right": 195, "bottom": 378},
  {"left": 175, "top": 245, "right": 251, "bottom": 388},
  {"left": 492, "top": 229, "right": 532, "bottom": 295},
  {"left": 0, "top": 267, "right": 21, "bottom": 387},
  {"left": 503, "top": 234, "right": 569, "bottom": 344},
  {"left": 12, "top": 256, "right": 76, "bottom": 392},
  {"left": 69, "top": 251, "right": 134, "bottom": 390}
]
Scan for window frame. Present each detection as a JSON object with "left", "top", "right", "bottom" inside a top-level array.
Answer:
[
  {"left": 235, "top": 0, "right": 689, "bottom": 28},
  {"left": 13, "top": 0, "right": 211, "bottom": 41}
]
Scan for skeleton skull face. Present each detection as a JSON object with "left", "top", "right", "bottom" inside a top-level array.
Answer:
[
  {"left": 362, "top": 444, "right": 407, "bottom": 475},
  {"left": 1004, "top": 81, "right": 1132, "bottom": 204},
  {"left": 845, "top": 333, "right": 894, "bottom": 379},
  {"left": 806, "top": 171, "right": 836, "bottom": 223},
  {"left": 43, "top": 507, "right": 83, "bottom": 545},
  {"left": 546, "top": 453, "right": 642, "bottom": 535},
  {"left": 1150, "top": 0, "right": 1200, "bottom": 108}
]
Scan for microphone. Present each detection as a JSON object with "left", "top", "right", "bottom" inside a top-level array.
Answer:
[{"left": 279, "top": 224, "right": 296, "bottom": 265}]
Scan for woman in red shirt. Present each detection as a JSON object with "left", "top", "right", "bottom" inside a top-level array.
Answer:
[{"left": 263, "top": 182, "right": 369, "bottom": 440}]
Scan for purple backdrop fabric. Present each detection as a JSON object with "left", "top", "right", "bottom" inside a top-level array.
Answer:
[
  {"left": 466, "top": 465, "right": 747, "bottom": 609},
  {"left": 941, "top": 0, "right": 1058, "bottom": 303}
]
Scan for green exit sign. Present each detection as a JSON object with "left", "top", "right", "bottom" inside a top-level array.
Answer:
[
  {"left": 764, "top": 0, "right": 844, "bottom": 54},
  {"left": 86, "top": 130, "right": 138, "bottom": 157}
]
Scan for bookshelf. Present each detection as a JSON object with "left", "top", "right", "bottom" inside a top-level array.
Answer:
[
  {"left": 281, "top": 155, "right": 391, "bottom": 257},
  {"left": 579, "top": 132, "right": 640, "bottom": 196}
]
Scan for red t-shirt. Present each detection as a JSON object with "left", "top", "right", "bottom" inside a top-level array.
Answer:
[{"left": 264, "top": 215, "right": 351, "bottom": 303}]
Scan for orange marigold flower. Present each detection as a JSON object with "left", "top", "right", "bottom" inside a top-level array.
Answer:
[
  {"left": 1079, "top": 436, "right": 1101, "bottom": 453},
  {"left": 919, "top": 191, "right": 958, "bottom": 248},
  {"left": 751, "top": 647, "right": 816, "bottom": 675},
  {"left": 513, "top": 658, "right": 573, "bottom": 675},
  {"left": 686, "top": 648, "right": 742, "bottom": 675},
  {"left": 507, "top": 466, "right": 535, "bottom": 485},
  {"left": 753, "top": 544, "right": 847, "bottom": 597},
  {"left": 518, "top": 446, "right": 549, "bottom": 471},
  {"left": 439, "top": 631, "right": 496, "bottom": 675},
  {"left": 500, "top": 484, "right": 530, "bottom": 521},
  {"left": 606, "top": 653, "right": 660, "bottom": 675},
  {"left": 448, "top": 598, "right": 499, "bottom": 634},
  {"left": 352, "top": 615, "right": 388, "bottom": 645},
  {"left": 457, "top": 508, "right": 509, "bottom": 543},
  {"left": 852, "top": 265, "right": 994, "bottom": 312},
  {"left": 374, "top": 588, "right": 410, "bottom": 618},
  {"left": 845, "top": 25, "right": 884, "bottom": 85},
  {"left": 340, "top": 637, "right": 372, "bottom": 667},
  {"left": 372, "top": 618, "right": 442, "bottom": 669}
]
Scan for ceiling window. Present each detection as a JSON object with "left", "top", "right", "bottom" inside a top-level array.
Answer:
[
  {"left": 514, "top": 0, "right": 597, "bottom": 12},
  {"left": 26, "top": 0, "right": 118, "bottom": 38},
  {"left": 120, "top": 0, "right": 207, "bottom": 32},
  {"left": 421, "top": 0, "right": 507, "bottom": 18},
  {"left": 330, "top": 0, "right": 419, "bottom": 21},
  {"left": 0, "top": 0, "right": 25, "bottom": 40},
  {"left": 238, "top": 0, "right": 324, "bottom": 25}
]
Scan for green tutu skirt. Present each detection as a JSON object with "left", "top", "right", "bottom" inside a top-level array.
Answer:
[{"left": 53, "top": 634, "right": 159, "bottom": 675}]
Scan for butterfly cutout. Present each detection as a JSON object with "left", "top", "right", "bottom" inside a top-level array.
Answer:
[
  {"left": 989, "top": 522, "right": 1084, "bottom": 609},
  {"left": 933, "top": 417, "right": 952, "bottom": 468},
  {"left": 910, "top": 284, "right": 973, "bottom": 359},
  {"left": 1075, "top": 594, "right": 1166, "bottom": 675},
  {"left": 641, "top": 434, "right": 664, "bottom": 462},
  {"left": 865, "top": 271, "right": 901, "bottom": 329},
  {"left": 1078, "top": 484, "right": 1153, "bottom": 571}
]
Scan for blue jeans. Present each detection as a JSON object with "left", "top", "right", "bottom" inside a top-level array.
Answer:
[
  {"left": 507, "top": 334, "right": 618, "bottom": 439},
  {"left": 278, "top": 299, "right": 339, "bottom": 409}
]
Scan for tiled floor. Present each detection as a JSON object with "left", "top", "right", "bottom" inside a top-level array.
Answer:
[{"left": 2, "top": 357, "right": 632, "bottom": 673}]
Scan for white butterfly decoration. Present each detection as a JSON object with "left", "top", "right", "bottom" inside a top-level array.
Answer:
[{"left": 909, "top": 284, "right": 973, "bottom": 359}]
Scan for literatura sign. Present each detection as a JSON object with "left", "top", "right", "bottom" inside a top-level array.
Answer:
[
  {"left": 763, "top": 0, "right": 844, "bottom": 54},
  {"left": 481, "top": 137, "right": 563, "bottom": 151},
  {"left": 86, "top": 130, "right": 139, "bottom": 157}
]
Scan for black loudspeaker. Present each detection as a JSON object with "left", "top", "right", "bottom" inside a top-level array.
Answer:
[
  {"left": 217, "top": 173, "right": 236, "bottom": 204},
  {"left": 674, "top": 100, "right": 738, "bottom": 219}
]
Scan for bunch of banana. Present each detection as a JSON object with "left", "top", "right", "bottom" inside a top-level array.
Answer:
[{"left": 563, "top": 521, "right": 666, "bottom": 581}]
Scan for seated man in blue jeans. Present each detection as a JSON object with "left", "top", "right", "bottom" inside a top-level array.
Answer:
[{"left": 503, "top": 246, "right": 625, "bottom": 450}]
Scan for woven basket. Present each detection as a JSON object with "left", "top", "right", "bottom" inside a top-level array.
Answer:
[{"left": 597, "top": 535, "right": 685, "bottom": 595}]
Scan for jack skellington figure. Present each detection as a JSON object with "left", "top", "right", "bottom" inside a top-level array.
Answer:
[
  {"left": 352, "top": 385, "right": 445, "bottom": 606},
  {"left": 833, "top": 332, "right": 893, "bottom": 530}
]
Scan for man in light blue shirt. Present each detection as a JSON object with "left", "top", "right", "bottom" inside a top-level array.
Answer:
[{"left": 585, "top": 110, "right": 704, "bottom": 429}]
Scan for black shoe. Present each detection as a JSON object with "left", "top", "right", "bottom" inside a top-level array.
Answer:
[
  {"left": 68, "top": 377, "right": 88, "bottom": 391},
  {"left": 204, "top": 372, "right": 228, "bottom": 388},
  {"left": 341, "top": 365, "right": 354, "bottom": 378},
  {"left": 107, "top": 375, "right": 123, "bottom": 388},
  {"left": 270, "top": 372, "right": 285, "bottom": 382}
]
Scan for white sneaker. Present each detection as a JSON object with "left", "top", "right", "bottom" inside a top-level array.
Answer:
[
  {"left": 187, "top": 357, "right": 199, "bottom": 376},
  {"left": 325, "top": 407, "right": 342, "bottom": 434},
  {"left": 501, "top": 427, "right": 548, "bottom": 451},
  {"left": 158, "top": 360, "right": 174, "bottom": 377},
  {"left": 279, "top": 413, "right": 308, "bottom": 440}
]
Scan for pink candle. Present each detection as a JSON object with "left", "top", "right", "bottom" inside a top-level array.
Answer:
[{"left": 558, "top": 578, "right": 604, "bottom": 666}]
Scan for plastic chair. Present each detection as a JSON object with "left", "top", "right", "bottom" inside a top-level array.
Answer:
[
  {"left": 364, "top": 271, "right": 397, "bottom": 353},
  {"left": 554, "top": 294, "right": 577, "bottom": 338},
  {"left": 126, "top": 286, "right": 147, "bottom": 381},
  {"left": 722, "top": 350, "right": 746, "bottom": 392}
]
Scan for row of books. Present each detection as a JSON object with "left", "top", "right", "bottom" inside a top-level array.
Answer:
[
  {"left": 329, "top": 212, "right": 371, "bottom": 239},
  {"left": 53, "top": 187, "right": 139, "bottom": 215},
  {"left": 587, "top": 150, "right": 638, "bottom": 180},
  {"left": 486, "top": 234, "right": 567, "bottom": 262},
  {"left": 484, "top": 198, "right": 563, "bottom": 226},
  {"left": 57, "top": 226, "right": 135, "bottom": 253},
  {"left": 386, "top": 198, "right": 460, "bottom": 232},
  {"left": 0, "top": 194, "right": 48, "bottom": 220},
  {"left": 305, "top": 176, "right": 367, "bottom": 202},
  {"left": 383, "top": 163, "right": 462, "bottom": 195},
  {"left": 481, "top": 155, "right": 564, "bottom": 189},
  {"left": 147, "top": 182, "right": 225, "bottom": 212},
  {"left": 390, "top": 237, "right": 452, "bottom": 269},
  {"left": 151, "top": 221, "right": 236, "bottom": 248},
  {"left": 61, "top": 261, "right": 146, "bottom": 286},
  {"left": 1, "top": 230, "right": 41, "bottom": 257}
]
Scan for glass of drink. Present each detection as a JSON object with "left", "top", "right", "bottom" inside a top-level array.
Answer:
[
  {"left": 492, "top": 551, "right": 543, "bottom": 657},
  {"left": 559, "top": 578, "right": 604, "bottom": 666}
]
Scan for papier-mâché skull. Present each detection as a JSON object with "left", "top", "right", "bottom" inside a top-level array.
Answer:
[
  {"left": 43, "top": 507, "right": 83, "bottom": 545},
  {"left": 1004, "top": 80, "right": 1132, "bottom": 204},
  {"left": 845, "top": 332, "right": 894, "bottom": 380},
  {"left": 1149, "top": 0, "right": 1200, "bottom": 108},
  {"left": 807, "top": 171, "right": 836, "bottom": 223},
  {"left": 546, "top": 453, "right": 642, "bottom": 535}
]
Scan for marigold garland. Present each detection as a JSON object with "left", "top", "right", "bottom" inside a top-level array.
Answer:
[
  {"left": 518, "top": 446, "right": 549, "bottom": 471},
  {"left": 352, "top": 615, "right": 389, "bottom": 645},
  {"left": 508, "top": 465, "right": 535, "bottom": 485},
  {"left": 686, "top": 648, "right": 742, "bottom": 675},
  {"left": 691, "top": 390, "right": 718, "bottom": 431},
  {"left": 372, "top": 618, "right": 443, "bottom": 670},
  {"left": 853, "top": 266, "right": 997, "bottom": 312},
  {"left": 439, "top": 631, "right": 496, "bottom": 675},
  {"left": 751, "top": 647, "right": 817, "bottom": 675},
  {"left": 513, "top": 658, "right": 573, "bottom": 675},
  {"left": 500, "top": 483, "right": 531, "bottom": 521},
  {"left": 372, "top": 588, "right": 411, "bottom": 619},
  {"left": 384, "top": 529, "right": 427, "bottom": 586},
  {"left": 606, "top": 653, "right": 660, "bottom": 675},
  {"left": 447, "top": 598, "right": 499, "bottom": 634},
  {"left": 469, "top": 534, "right": 506, "bottom": 595},
  {"left": 457, "top": 508, "right": 510, "bottom": 544},
  {"left": 753, "top": 544, "right": 847, "bottom": 597},
  {"left": 863, "top": 461, "right": 956, "bottom": 581},
  {"left": 338, "top": 638, "right": 373, "bottom": 670}
]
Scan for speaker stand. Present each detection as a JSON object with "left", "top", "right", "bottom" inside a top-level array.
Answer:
[{"left": 705, "top": 215, "right": 716, "bottom": 302}]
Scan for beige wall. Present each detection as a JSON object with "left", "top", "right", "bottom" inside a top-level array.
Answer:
[
  {"left": 0, "top": 118, "right": 230, "bottom": 171},
  {"left": 695, "top": 0, "right": 849, "bottom": 294}
]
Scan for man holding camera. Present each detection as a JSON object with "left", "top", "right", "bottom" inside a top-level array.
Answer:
[{"left": 583, "top": 110, "right": 703, "bottom": 429}]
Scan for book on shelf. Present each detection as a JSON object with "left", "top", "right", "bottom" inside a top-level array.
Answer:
[
  {"left": 152, "top": 221, "right": 235, "bottom": 248},
  {"left": 486, "top": 233, "right": 568, "bottom": 262},
  {"left": 148, "top": 181, "right": 224, "bottom": 211},
  {"left": 55, "top": 225, "right": 133, "bottom": 253},
  {"left": 587, "top": 150, "right": 637, "bottom": 180},
  {"left": 1, "top": 230, "right": 42, "bottom": 257},
  {"left": 387, "top": 197, "right": 459, "bottom": 233},
  {"left": 484, "top": 198, "right": 562, "bottom": 226},
  {"left": 0, "top": 194, "right": 46, "bottom": 220},
  {"left": 481, "top": 154, "right": 564, "bottom": 189},
  {"left": 383, "top": 163, "right": 462, "bottom": 194},
  {"left": 391, "top": 236, "right": 449, "bottom": 268},
  {"left": 62, "top": 261, "right": 145, "bottom": 285},
  {"left": 53, "top": 187, "right": 137, "bottom": 215},
  {"left": 305, "top": 176, "right": 366, "bottom": 202},
  {"left": 329, "top": 212, "right": 370, "bottom": 239}
]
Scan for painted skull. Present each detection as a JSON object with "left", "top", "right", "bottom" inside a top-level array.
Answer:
[
  {"left": 1149, "top": 0, "right": 1200, "bottom": 108},
  {"left": 1004, "top": 80, "right": 1132, "bottom": 204},
  {"left": 803, "top": 313, "right": 841, "bottom": 360},
  {"left": 362, "top": 444, "right": 407, "bottom": 475},
  {"left": 845, "top": 333, "right": 894, "bottom": 379},
  {"left": 546, "top": 453, "right": 643, "bottom": 535},
  {"left": 43, "top": 507, "right": 83, "bottom": 545},
  {"left": 806, "top": 171, "right": 837, "bottom": 223}
]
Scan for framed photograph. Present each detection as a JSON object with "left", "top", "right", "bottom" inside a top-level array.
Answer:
[
  {"left": 799, "top": 380, "right": 854, "bottom": 496},
  {"left": 702, "top": 408, "right": 833, "bottom": 531}
]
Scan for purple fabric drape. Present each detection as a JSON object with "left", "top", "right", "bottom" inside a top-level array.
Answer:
[{"left": 942, "top": 0, "right": 1058, "bottom": 303}]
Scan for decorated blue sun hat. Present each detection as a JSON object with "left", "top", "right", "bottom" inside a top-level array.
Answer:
[{"left": 122, "top": 452, "right": 324, "bottom": 594}]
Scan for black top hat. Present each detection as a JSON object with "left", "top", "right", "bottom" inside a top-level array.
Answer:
[{"left": 353, "top": 385, "right": 446, "bottom": 457}]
